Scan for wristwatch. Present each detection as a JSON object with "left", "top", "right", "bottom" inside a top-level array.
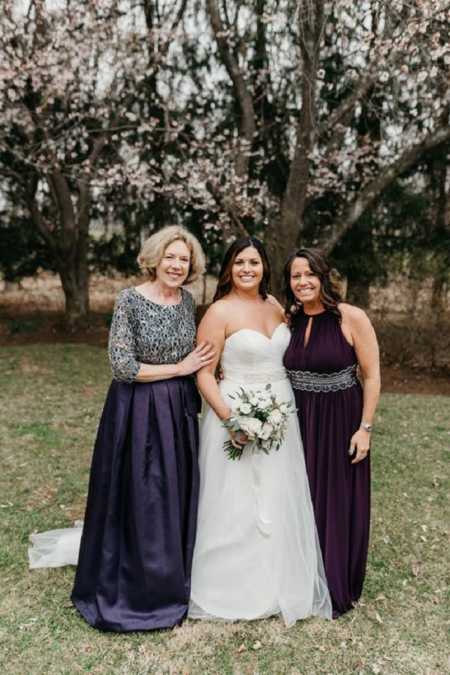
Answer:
[{"left": 360, "top": 421, "right": 373, "bottom": 432}]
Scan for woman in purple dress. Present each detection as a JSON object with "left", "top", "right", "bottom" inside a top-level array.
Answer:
[
  {"left": 70, "top": 226, "right": 214, "bottom": 631},
  {"left": 283, "top": 248, "right": 380, "bottom": 618}
]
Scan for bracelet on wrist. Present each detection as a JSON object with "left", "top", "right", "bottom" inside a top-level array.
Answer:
[{"left": 360, "top": 421, "right": 373, "bottom": 432}]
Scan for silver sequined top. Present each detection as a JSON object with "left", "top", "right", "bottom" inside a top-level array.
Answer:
[{"left": 108, "top": 287, "right": 197, "bottom": 382}]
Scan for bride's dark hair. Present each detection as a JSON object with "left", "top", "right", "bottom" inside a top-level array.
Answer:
[{"left": 213, "top": 237, "right": 271, "bottom": 302}]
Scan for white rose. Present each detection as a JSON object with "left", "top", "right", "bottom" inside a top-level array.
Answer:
[
  {"left": 258, "top": 394, "right": 272, "bottom": 408},
  {"left": 268, "top": 409, "right": 282, "bottom": 425},
  {"left": 259, "top": 422, "right": 274, "bottom": 440},
  {"left": 240, "top": 417, "right": 262, "bottom": 438},
  {"left": 238, "top": 403, "right": 252, "bottom": 415}
]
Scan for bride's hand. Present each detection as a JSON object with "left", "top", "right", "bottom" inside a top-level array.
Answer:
[{"left": 229, "top": 429, "right": 249, "bottom": 449}]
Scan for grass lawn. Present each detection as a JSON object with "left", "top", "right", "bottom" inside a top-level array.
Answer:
[{"left": 0, "top": 344, "right": 448, "bottom": 675}]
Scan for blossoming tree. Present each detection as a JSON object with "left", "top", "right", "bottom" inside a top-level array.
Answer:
[
  {"left": 192, "top": 0, "right": 450, "bottom": 291},
  {"left": 0, "top": 0, "right": 189, "bottom": 323},
  {"left": 1, "top": 0, "right": 449, "bottom": 313}
]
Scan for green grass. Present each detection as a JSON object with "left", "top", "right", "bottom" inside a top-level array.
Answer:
[{"left": 0, "top": 344, "right": 449, "bottom": 675}]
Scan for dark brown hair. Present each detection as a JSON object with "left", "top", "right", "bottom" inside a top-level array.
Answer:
[
  {"left": 283, "top": 247, "right": 343, "bottom": 325},
  {"left": 213, "top": 237, "right": 271, "bottom": 302}
]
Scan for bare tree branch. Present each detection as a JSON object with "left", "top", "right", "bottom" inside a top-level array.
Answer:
[
  {"left": 318, "top": 69, "right": 378, "bottom": 146},
  {"left": 170, "top": 0, "right": 188, "bottom": 34},
  {"left": 77, "top": 135, "right": 107, "bottom": 232},
  {"left": 25, "top": 174, "right": 57, "bottom": 252},
  {"left": 206, "top": 179, "right": 250, "bottom": 238},
  {"left": 142, "top": 0, "right": 187, "bottom": 61},
  {"left": 324, "top": 125, "right": 450, "bottom": 254},
  {"left": 47, "top": 169, "right": 76, "bottom": 234},
  {"left": 207, "top": 0, "right": 256, "bottom": 178}
]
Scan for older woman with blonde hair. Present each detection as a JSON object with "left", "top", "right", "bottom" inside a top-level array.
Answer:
[{"left": 29, "top": 226, "right": 214, "bottom": 632}]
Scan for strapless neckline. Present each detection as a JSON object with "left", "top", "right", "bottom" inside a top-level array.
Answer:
[
  {"left": 225, "top": 323, "right": 287, "bottom": 344},
  {"left": 221, "top": 323, "right": 290, "bottom": 385}
]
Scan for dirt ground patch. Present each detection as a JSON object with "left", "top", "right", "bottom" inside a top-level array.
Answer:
[
  {"left": 0, "top": 312, "right": 111, "bottom": 346},
  {"left": 380, "top": 365, "right": 450, "bottom": 396}
]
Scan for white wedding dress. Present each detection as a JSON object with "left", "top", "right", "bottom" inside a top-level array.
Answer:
[
  {"left": 188, "top": 324, "right": 332, "bottom": 625},
  {"left": 29, "top": 521, "right": 82, "bottom": 568}
]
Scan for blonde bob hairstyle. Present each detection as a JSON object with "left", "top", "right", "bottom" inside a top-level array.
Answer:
[{"left": 137, "top": 225, "right": 206, "bottom": 283}]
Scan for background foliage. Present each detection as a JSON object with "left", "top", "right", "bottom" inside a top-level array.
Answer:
[{"left": 0, "top": 1, "right": 449, "bottom": 322}]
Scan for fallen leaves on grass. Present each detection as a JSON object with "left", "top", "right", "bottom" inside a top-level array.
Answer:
[
  {"left": 19, "top": 356, "right": 50, "bottom": 375},
  {"left": 25, "top": 485, "right": 58, "bottom": 510},
  {"left": 411, "top": 560, "right": 422, "bottom": 577}
]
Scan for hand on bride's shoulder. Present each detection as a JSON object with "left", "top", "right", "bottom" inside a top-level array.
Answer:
[{"left": 266, "top": 294, "right": 286, "bottom": 319}]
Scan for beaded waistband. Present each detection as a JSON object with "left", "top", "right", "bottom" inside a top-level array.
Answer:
[{"left": 287, "top": 364, "right": 358, "bottom": 393}]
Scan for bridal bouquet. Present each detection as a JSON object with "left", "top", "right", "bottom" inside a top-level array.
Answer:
[{"left": 223, "top": 384, "right": 294, "bottom": 460}]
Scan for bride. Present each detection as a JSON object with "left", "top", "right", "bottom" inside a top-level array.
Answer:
[{"left": 188, "top": 237, "right": 331, "bottom": 625}]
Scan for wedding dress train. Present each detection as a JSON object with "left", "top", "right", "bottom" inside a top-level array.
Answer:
[{"left": 29, "top": 521, "right": 82, "bottom": 568}]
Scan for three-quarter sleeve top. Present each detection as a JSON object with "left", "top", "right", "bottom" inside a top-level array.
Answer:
[{"left": 108, "top": 287, "right": 197, "bottom": 382}]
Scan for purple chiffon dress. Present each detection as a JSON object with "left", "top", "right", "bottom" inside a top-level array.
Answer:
[
  {"left": 284, "top": 309, "right": 370, "bottom": 617},
  {"left": 71, "top": 287, "right": 200, "bottom": 632}
]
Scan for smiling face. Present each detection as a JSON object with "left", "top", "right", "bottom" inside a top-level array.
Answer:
[
  {"left": 290, "top": 257, "right": 322, "bottom": 306},
  {"left": 155, "top": 239, "right": 191, "bottom": 288},
  {"left": 231, "top": 246, "right": 264, "bottom": 293}
]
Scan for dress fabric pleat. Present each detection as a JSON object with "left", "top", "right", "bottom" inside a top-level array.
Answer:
[
  {"left": 71, "top": 377, "right": 201, "bottom": 632},
  {"left": 284, "top": 310, "right": 370, "bottom": 617}
]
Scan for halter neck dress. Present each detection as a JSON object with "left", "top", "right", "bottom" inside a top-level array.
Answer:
[{"left": 283, "top": 309, "right": 370, "bottom": 617}]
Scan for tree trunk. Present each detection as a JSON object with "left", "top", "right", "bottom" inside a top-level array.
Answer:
[
  {"left": 265, "top": 225, "right": 294, "bottom": 302},
  {"left": 264, "top": 1, "right": 325, "bottom": 301},
  {"left": 430, "top": 146, "right": 449, "bottom": 315},
  {"left": 207, "top": 0, "right": 256, "bottom": 179},
  {"left": 58, "top": 259, "right": 90, "bottom": 327},
  {"left": 279, "top": 2, "right": 324, "bottom": 242},
  {"left": 57, "top": 219, "right": 90, "bottom": 327}
]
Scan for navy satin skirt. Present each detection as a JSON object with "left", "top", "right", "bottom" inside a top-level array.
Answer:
[{"left": 71, "top": 377, "right": 201, "bottom": 632}]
